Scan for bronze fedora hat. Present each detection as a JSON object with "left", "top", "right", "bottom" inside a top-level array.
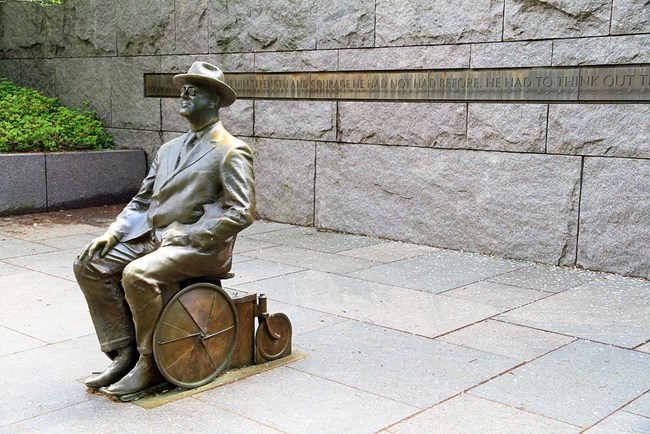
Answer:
[{"left": 173, "top": 62, "right": 236, "bottom": 107}]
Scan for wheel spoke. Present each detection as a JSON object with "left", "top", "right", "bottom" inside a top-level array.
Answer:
[
  {"left": 158, "top": 331, "right": 202, "bottom": 345},
  {"left": 201, "top": 325, "right": 235, "bottom": 340}
]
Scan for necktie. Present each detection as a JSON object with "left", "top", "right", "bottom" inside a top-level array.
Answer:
[{"left": 174, "top": 132, "right": 198, "bottom": 169}]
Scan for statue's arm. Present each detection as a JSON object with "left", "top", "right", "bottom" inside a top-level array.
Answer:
[{"left": 185, "top": 144, "right": 256, "bottom": 248}]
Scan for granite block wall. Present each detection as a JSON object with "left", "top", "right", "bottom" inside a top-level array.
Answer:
[{"left": 1, "top": 0, "right": 648, "bottom": 278}]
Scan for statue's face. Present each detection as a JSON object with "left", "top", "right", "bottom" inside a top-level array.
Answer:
[{"left": 179, "top": 81, "right": 219, "bottom": 119}]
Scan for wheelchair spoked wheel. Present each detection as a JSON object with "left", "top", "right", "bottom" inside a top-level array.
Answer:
[{"left": 153, "top": 283, "right": 238, "bottom": 389}]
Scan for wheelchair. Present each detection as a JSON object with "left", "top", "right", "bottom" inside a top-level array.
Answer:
[{"left": 152, "top": 274, "right": 292, "bottom": 389}]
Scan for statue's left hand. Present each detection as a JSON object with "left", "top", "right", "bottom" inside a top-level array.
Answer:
[{"left": 79, "top": 233, "right": 118, "bottom": 260}]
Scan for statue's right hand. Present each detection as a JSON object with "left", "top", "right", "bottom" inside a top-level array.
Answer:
[{"left": 79, "top": 233, "right": 118, "bottom": 260}]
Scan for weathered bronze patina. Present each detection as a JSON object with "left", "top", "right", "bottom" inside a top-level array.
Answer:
[{"left": 74, "top": 62, "right": 290, "bottom": 400}]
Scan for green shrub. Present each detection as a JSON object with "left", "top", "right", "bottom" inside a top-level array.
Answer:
[{"left": 0, "top": 78, "right": 113, "bottom": 153}]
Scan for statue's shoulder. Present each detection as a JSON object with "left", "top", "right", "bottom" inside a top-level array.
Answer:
[{"left": 208, "top": 122, "right": 250, "bottom": 152}]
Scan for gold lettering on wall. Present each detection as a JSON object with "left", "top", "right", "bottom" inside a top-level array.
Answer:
[{"left": 144, "top": 65, "right": 650, "bottom": 102}]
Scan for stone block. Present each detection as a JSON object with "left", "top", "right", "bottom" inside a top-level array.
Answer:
[
  {"left": 612, "top": 0, "right": 650, "bottom": 34},
  {"left": 552, "top": 34, "right": 650, "bottom": 66},
  {"left": 467, "top": 103, "right": 547, "bottom": 153},
  {"left": 110, "top": 56, "right": 161, "bottom": 130},
  {"left": 339, "top": 45, "right": 470, "bottom": 71},
  {"left": 0, "top": 2, "right": 48, "bottom": 58},
  {"left": 0, "top": 154, "right": 47, "bottom": 216},
  {"left": 471, "top": 41, "right": 553, "bottom": 68},
  {"left": 19, "top": 59, "right": 56, "bottom": 98},
  {"left": 375, "top": 0, "right": 503, "bottom": 46},
  {"left": 160, "top": 53, "right": 255, "bottom": 73},
  {"left": 503, "top": 0, "right": 611, "bottom": 41},
  {"left": 105, "top": 128, "right": 164, "bottom": 166},
  {"left": 174, "top": 0, "right": 209, "bottom": 54},
  {"left": 547, "top": 104, "right": 650, "bottom": 158},
  {"left": 221, "top": 100, "right": 255, "bottom": 137},
  {"left": 316, "top": 144, "right": 582, "bottom": 265},
  {"left": 208, "top": 0, "right": 374, "bottom": 52},
  {"left": 116, "top": 0, "right": 175, "bottom": 55},
  {"left": 45, "top": 0, "right": 117, "bottom": 57},
  {"left": 46, "top": 150, "right": 147, "bottom": 210},
  {"left": 0, "top": 60, "right": 21, "bottom": 85},
  {"left": 254, "top": 100, "right": 336, "bottom": 141},
  {"left": 252, "top": 138, "right": 315, "bottom": 225},
  {"left": 54, "top": 57, "right": 113, "bottom": 125},
  {"left": 161, "top": 98, "right": 186, "bottom": 133},
  {"left": 255, "top": 50, "right": 339, "bottom": 72},
  {"left": 338, "top": 102, "right": 466, "bottom": 148},
  {"left": 578, "top": 157, "right": 650, "bottom": 279}
]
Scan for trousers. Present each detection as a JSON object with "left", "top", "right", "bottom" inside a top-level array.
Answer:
[{"left": 73, "top": 232, "right": 221, "bottom": 355}]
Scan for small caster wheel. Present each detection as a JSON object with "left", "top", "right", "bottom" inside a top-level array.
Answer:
[{"left": 256, "top": 313, "right": 292, "bottom": 362}]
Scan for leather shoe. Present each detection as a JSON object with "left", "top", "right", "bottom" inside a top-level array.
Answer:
[
  {"left": 85, "top": 346, "right": 138, "bottom": 388},
  {"left": 101, "top": 354, "right": 166, "bottom": 397}
]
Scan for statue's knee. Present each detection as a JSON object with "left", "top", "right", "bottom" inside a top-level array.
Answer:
[
  {"left": 73, "top": 255, "right": 96, "bottom": 280},
  {"left": 122, "top": 262, "right": 156, "bottom": 296}
]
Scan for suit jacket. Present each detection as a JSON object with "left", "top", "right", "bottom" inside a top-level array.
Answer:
[{"left": 107, "top": 121, "right": 255, "bottom": 276}]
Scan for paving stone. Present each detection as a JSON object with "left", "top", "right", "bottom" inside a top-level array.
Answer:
[
  {"left": 338, "top": 102, "right": 466, "bottom": 148},
  {"left": 196, "top": 366, "right": 418, "bottom": 433},
  {"left": 316, "top": 144, "right": 582, "bottom": 265},
  {"left": 235, "top": 270, "right": 502, "bottom": 338},
  {"left": 548, "top": 104, "right": 650, "bottom": 159},
  {"left": 471, "top": 340, "right": 650, "bottom": 428},
  {"left": 626, "top": 392, "right": 650, "bottom": 418},
  {"left": 584, "top": 411, "right": 650, "bottom": 433},
  {"left": 255, "top": 100, "right": 336, "bottom": 141},
  {"left": 248, "top": 226, "right": 382, "bottom": 253},
  {"left": 32, "top": 233, "right": 96, "bottom": 251},
  {"left": 438, "top": 319, "right": 575, "bottom": 362},
  {"left": 0, "top": 261, "right": 24, "bottom": 276},
  {"left": 232, "top": 237, "right": 279, "bottom": 255},
  {"left": 0, "top": 236, "right": 57, "bottom": 260},
  {"left": 440, "top": 280, "right": 550, "bottom": 310},
  {"left": 552, "top": 34, "right": 650, "bottom": 66},
  {"left": 292, "top": 321, "right": 518, "bottom": 408},
  {"left": 637, "top": 342, "right": 650, "bottom": 354},
  {"left": 0, "top": 270, "right": 94, "bottom": 343},
  {"left": 389, "top": 394, "right": 580, "bottom": 434},
  {"left": 252, "top": 138, "right": 316, "bottom": 225},
  {"left": 503, "top": 0, "right": 611, "bottom": 41},
  {"left": 243, "top": 245, "right": 378, "bottom": 274},
  {"left": 224, "top": 258, "right": 304, "bottom": 287},
  {"left": 487, "top": 264, "right": 601, "bottom": 293},
  {"left": 0, "top": 222, "right": 105, "bottom": 241},
  {"left": 338, "top": 241, "right": 437, "bottom": 264},
  {"left": 375, "top": 0, "right": 503, "bottom": 46},
  {"left": 265, "top": 300, "right": 349, "bottom": 336},
  {"left": 4, "top": 245, "right": 82, "bottom": 282},
  {"left": 349, "top": 250, "right": 526, "bottom": 294},
  {"left": 611, "top": 0, "right": 650, "bottom": 35},
  {"left": 470, "top": 41, "right": 553, "bottom": 68},
  {"left": 578, "top": 158, "right": 650, "bottom": 279},
  {"left": 239, "top": 220, "right": 295, "bottom": 236},
  {"left": 7, "top": 392, "right": 280, "bottom": 433},
  {"left": 498, "top": 277, "right": 650, "bottom": 348},
  {"left": 467, "top": 103, "right": 547, "bottom": 152},
  {"left": 339, "top": 45, "right": 470, "bottom": 70},
  {"left": 0, "top": 335, "right": 107, "bottom": 427},
  {"left": 0, "top": 325, "right": 46, "bottom": 357}
]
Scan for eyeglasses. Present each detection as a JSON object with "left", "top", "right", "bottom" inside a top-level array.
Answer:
[{"left": 180, "top": 85, "right": 197, "bottom": 96}]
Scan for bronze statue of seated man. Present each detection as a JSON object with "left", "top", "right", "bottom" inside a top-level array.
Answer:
[{"left": 73, "top": 62, "right": 255, "bottom": 397}]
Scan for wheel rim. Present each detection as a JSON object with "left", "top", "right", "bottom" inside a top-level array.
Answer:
[{"left": 154, "top": 283, "right": 238, "bottom": 388}]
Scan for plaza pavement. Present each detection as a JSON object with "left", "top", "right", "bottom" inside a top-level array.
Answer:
[{"left": 0, "top": 205, "right": 649, "bottom": 433}]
